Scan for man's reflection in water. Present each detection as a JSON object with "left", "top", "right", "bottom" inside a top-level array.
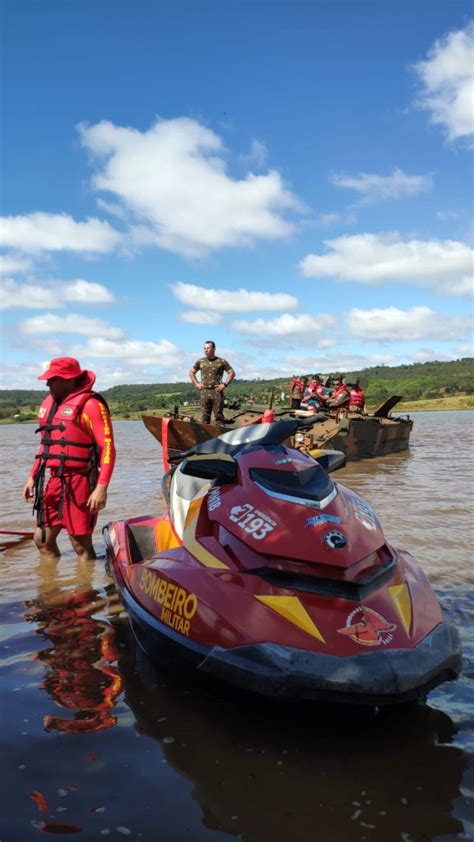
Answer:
[{"left": 25, "top": 555, "right": 122, "bottom": 734}]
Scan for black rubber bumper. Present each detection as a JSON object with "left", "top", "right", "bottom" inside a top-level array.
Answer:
[{"left": 197, "top": 622, "right": 462, "bottom": 705}]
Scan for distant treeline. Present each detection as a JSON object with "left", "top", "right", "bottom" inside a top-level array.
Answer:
[{"left": 1, "top": 358, "right": 472, "bottom": 420}]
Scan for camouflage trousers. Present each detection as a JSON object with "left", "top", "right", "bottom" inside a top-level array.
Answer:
[{"left": 200, "top": 388, "right": 225, "bottom": 425}]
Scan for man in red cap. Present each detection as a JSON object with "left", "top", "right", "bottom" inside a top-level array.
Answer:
[{"left": 22, "top": 357, "right": 116, "bottom": 561}]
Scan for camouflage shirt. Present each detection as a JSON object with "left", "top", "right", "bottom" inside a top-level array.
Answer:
[{"left": 192, "top": 356, "right": 232, "bottom": 389}]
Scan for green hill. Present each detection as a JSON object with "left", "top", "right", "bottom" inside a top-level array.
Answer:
[{"left": 1, "top": 358, "right": 473, "bottom": 422}]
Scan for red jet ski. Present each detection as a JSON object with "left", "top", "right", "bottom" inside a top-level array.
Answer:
[{"left": 104, "top": 418, "right": 461, "bottom": 704}]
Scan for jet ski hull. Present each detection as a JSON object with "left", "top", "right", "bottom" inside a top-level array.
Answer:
[
  {"left": 104, "top": 511, "right": 461, "bottom": 705},
  {"left": 120, "top": 587, "right": 460, "bottom": 705}
]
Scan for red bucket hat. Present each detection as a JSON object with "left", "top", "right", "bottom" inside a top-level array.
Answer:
[{"left": 37, "top": 357, "right": 89, "bottom": 381}]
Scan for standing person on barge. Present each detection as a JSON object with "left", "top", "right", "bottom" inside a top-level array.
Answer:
[
  {"left": 189, "top": 341, "right": 235, "bottom": 425},
  {"left": 22, "top": 357, "right": 116, "bottom": 562}
]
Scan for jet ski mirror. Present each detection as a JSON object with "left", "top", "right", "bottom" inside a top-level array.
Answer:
[
  {"left": 310, "top": 449, "right": 346, "bottom": 473},
  {"left": 181, "top": 454, "right": 238, "bottom": 484}
]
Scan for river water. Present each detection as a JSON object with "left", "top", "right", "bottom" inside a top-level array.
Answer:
[{"left": 1, "top": 412, "right": 473, "bottom": 841}]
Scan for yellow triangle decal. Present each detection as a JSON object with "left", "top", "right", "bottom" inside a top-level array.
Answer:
[
  {"left": 183, "top": 498, "right": 229, "bottom": 569},
  {"left": 389, "top": 584, "right": 412, "bottom": 635},
  {"left": 256, "top": 595, "right": 325, "bottom": 643}
]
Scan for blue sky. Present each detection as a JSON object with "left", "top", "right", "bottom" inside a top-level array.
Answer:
[{"left": 1, "top": 0, "right": 473, "bottom": 389}]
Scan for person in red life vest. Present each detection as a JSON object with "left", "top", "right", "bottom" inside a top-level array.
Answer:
[
  {"left": 328, "top": 375, "right": 350, "bottom": 409},
  {"left": 290, "top": 376, "right": 307, "bottom": 409},
  {"left": 22, "top": 357, "right": 116, "bottom": 562},
  {"left": 348, "top": 380, "right": 366, "bottom": 413},
  {"left": 301, "top": 375, "right": 328, "bottom": 410},
  {"left": 301, "top": 378, "right": 319, "bottom": 410}
]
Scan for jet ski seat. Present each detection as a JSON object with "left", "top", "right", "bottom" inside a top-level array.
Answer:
[
  {"left": 189, "top": 419, "right": 319, "bottom": 457},
  {"left": 194, "top": 422, "right": 275, "bottom": 453}
]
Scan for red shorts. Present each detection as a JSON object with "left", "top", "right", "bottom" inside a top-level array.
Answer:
[{"left": 41, "top": 474, "right": 97, "bottom": 535}]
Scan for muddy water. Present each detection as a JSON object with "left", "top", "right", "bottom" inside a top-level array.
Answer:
[{"left": 1, "top": 413, "right": 473, "bottom": 842}]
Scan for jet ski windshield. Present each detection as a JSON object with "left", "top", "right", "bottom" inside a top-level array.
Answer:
[{"left": 250, "top": 465, "right": 336, "bottom": 507}]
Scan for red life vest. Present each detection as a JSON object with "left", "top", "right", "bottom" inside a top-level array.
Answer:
[
  {"left": 33, "top": 386, "right": 108, "bottom": 531},
  {"left": 290, "top": 378, "right": 304, "bottom": 401},
  {"left": 36, "top": 389, "right": 101, "bottom": 474},
  {"left": 332, "top": 384, "right": 349, "bottom": 402},
  {"left": 348, "top": 386, "right": 365, "bottom": 408},
  {"left": 301, "top": 385, "right": 319, "bottom": 405}
]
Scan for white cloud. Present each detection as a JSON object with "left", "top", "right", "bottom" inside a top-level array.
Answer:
[
  {"left": 452, "top": 343, "right": 474, "bottom": 357},
  {"left": 172, "top": 281, "right": 298, "bottom": 312},
  {"left": 95, "top": 198, "right": 128, "bottom": 220},
  {"left": 410, "top": 347, "right": 453, "bottom": 363},
  {"left": 348, "top": 306, "right": 472, "bottom": 341},
  {"left": 79, "top": 117, "right": 302, "bottom": 258},
  {"left": 331, "top": 168, "right": 433, "bottom": 205},
  {"left": 0, "top": 361, "right": 52, "bottom": 389},
  {"left": 0, "top": 278, "right": 115, "bottom": 310},
  {"left": 0, "top": 360, "right": 175, "bottom": 389},
  {"left": 286, "top": 351, "right": 401, "bottom": 373},
  {"left": 0, "top": 255, "right": 32, "bottom": 275},
  {"left": 62, "top": 280, "right": 115, "bottom": 304},
  {"left": 179, "top": 310, "right": 222, "bottom": 325},
  {"left": 83, "top": 365, "right": 165, "bottom": 389},
  {"left": 232, "top": 312, "right": 336, "bottom": 339},
  {"left": 466, "top": 220, "right": 474, "bottom": 246},
  {"left": 239, "top": 139, "right": 268, "bottom": 168},
  {"left": 436, "top": 209, "right": 461, "bottom": 222},
  {"left": 299, "top": 232, "right": 474, "bottom": 296},
  {"left": 75, "top": 336, "right": 180, "bottom": 366},
  {"left": 0, "top": 212, "right": 121, "bottom": 253},
  {"left": 413, "top": 22, "right": 474, "bottom": 143},
  {"left": 20, "top": 313, "right": 124, "bottom": 339},
  {"left": 1, "top": 280, "right": 60, "bottom": 310},
  {"left": 315, "top": 211, "right": 358, "bottom": 227}
]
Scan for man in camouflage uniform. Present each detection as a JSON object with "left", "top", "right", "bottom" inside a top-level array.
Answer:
[{"left": 189, "top": 341, "right": 235, "bottom": 425}]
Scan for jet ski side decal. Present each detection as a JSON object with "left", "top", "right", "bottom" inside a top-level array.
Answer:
[
  {"left": 183, "top": 498, "right": 230, "bottom": 569},
  {"left": 338, "top": 606, "right": 396, "bottom": 646},
  {"left": 389, "top": 583, "right": 412, "bottom": 634},
  {"left": 255, "top": 595, "right": 326, "bottom": 643},
  {"left": 139, "top": 569, "right": 198, "bottom": 637}
]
